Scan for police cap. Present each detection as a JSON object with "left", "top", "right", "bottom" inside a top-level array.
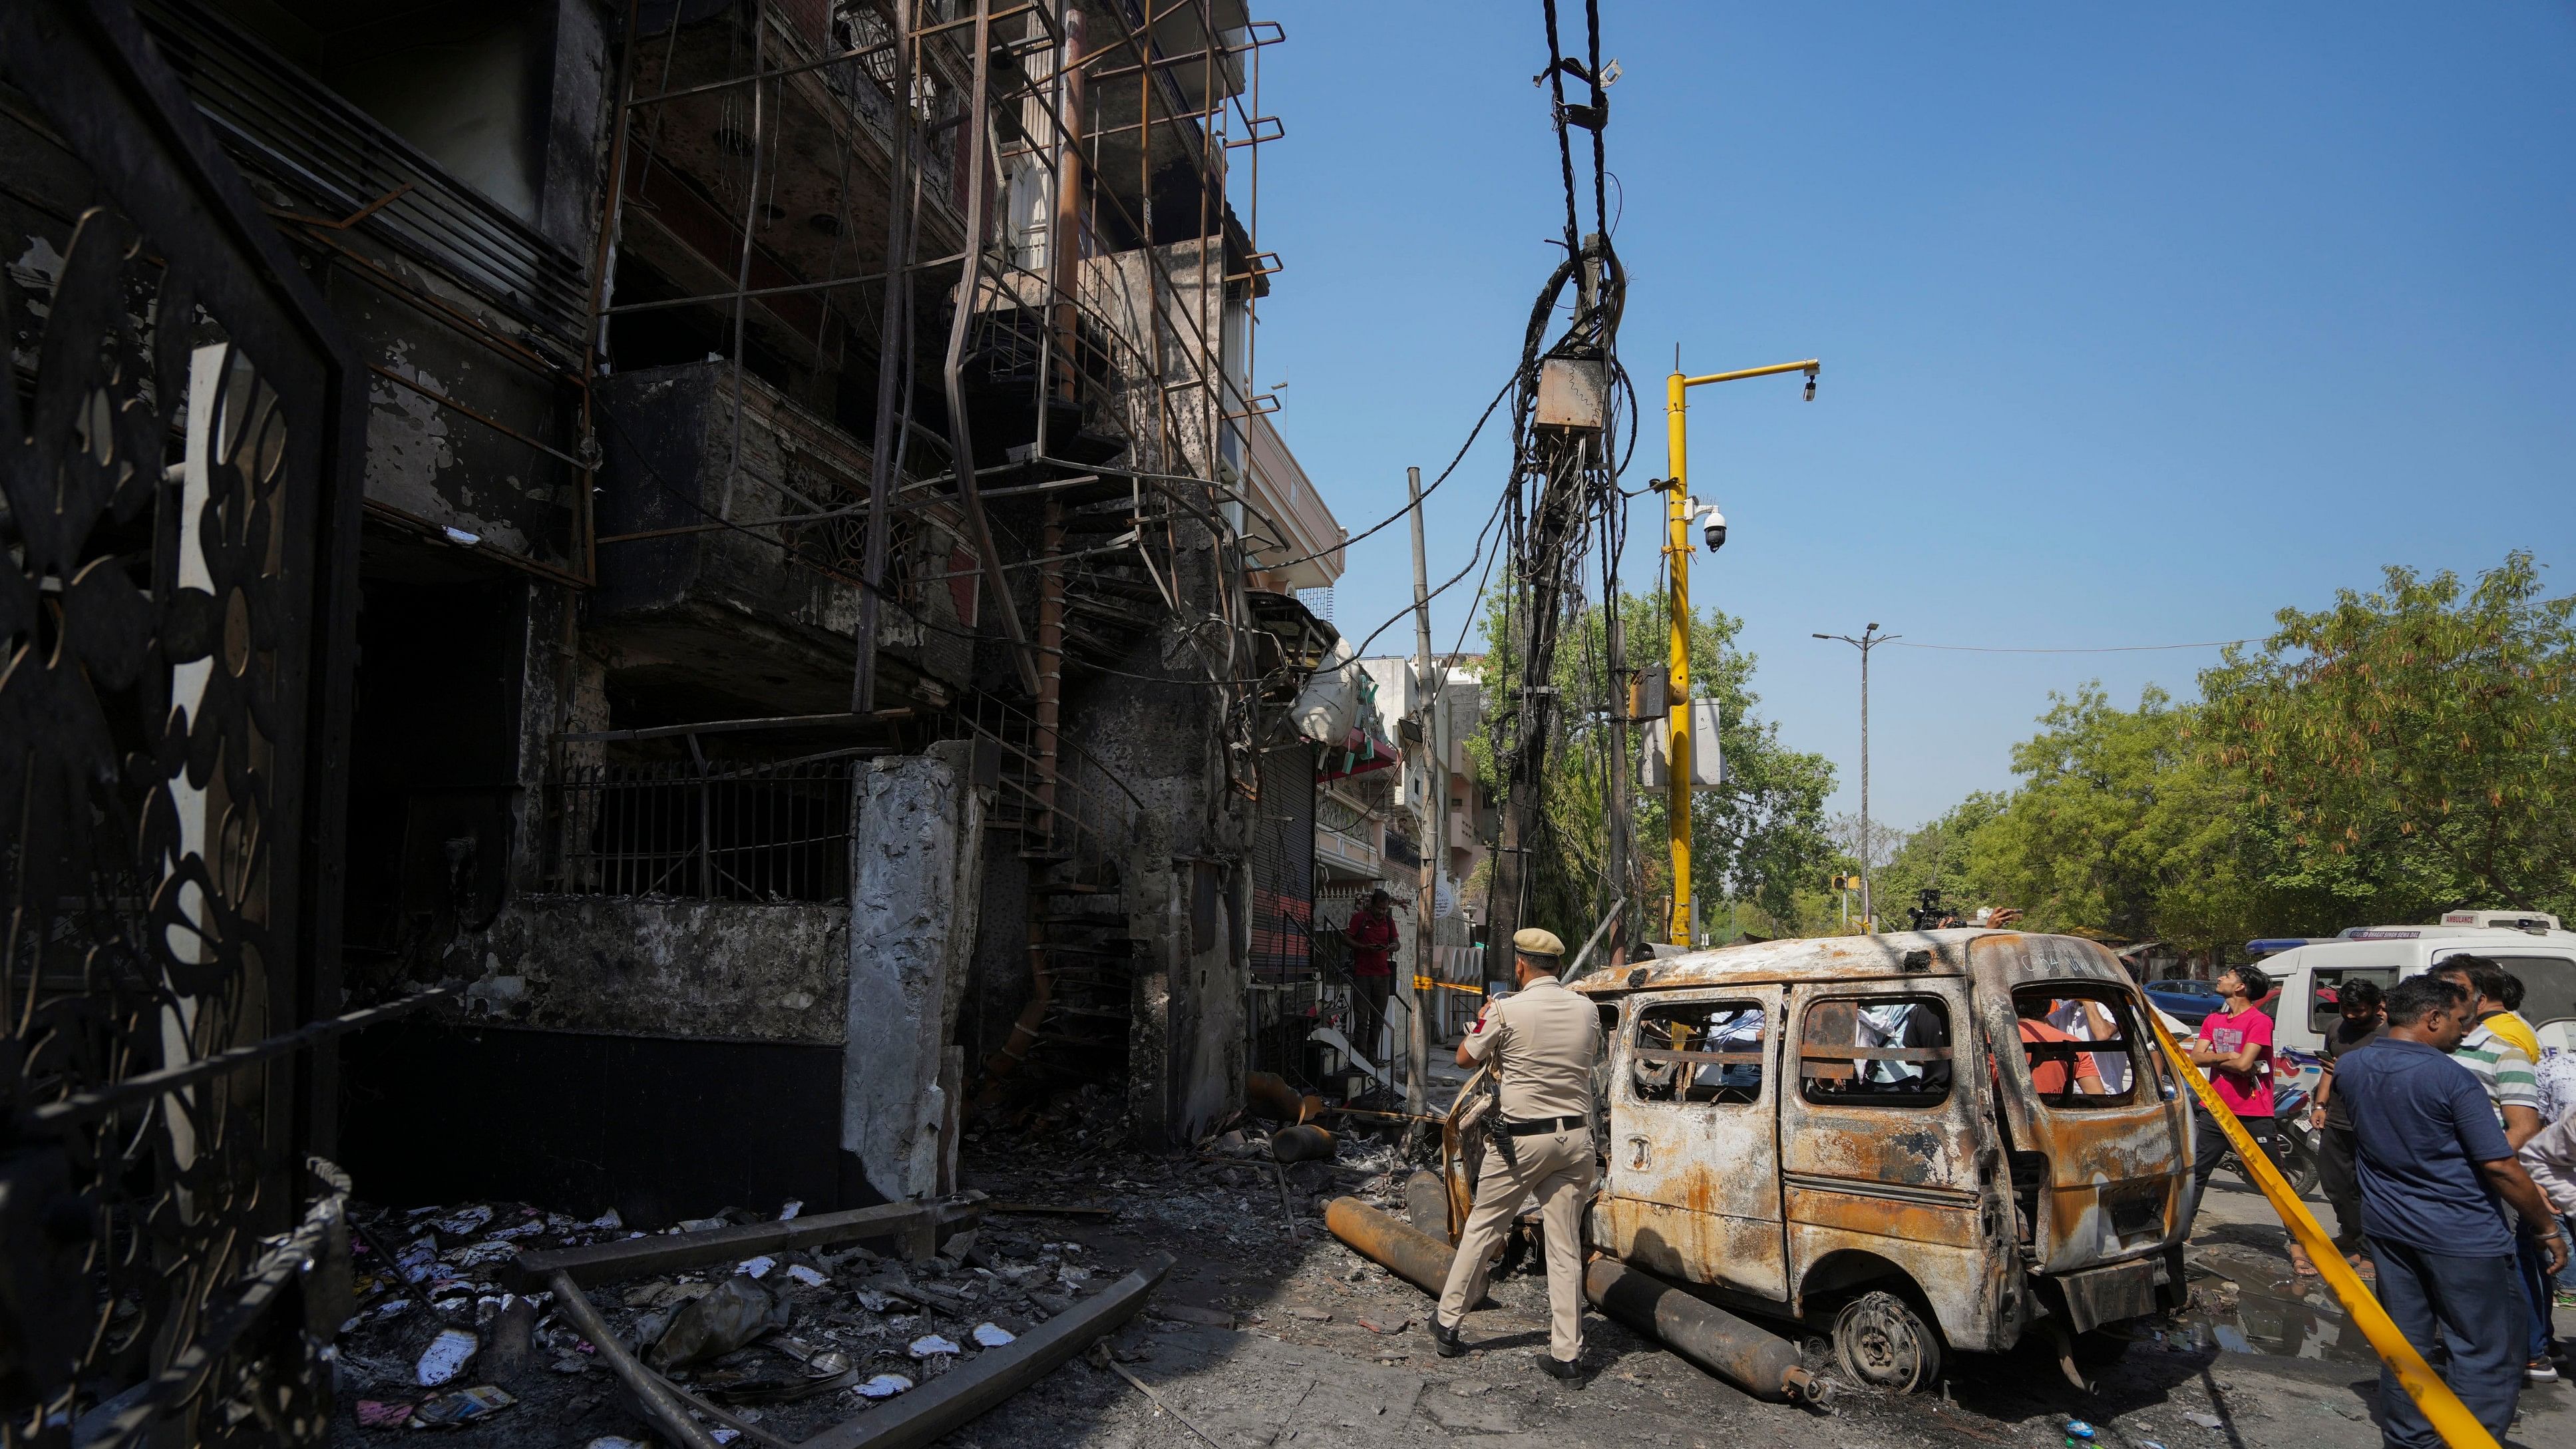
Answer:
[{"left": 1512, "top": 927, "right": 1566, "bottom": 958}]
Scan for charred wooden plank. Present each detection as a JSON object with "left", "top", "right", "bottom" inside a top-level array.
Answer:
[
  {"left": 508, "top": 1195, "right": 981, "bottom": 1291},
  {"left": 798, "top": 1255, "right": 1173, "bottom": 1449}
]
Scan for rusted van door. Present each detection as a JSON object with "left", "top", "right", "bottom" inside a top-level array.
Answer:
[
  {"left": 1604, "top": 988, "right": 1789, "bottom": 1301},
  {"left": 1777, "top": 981, "right": 1991, "bottom": 1335},
  {"left": 1972, "top": 935, "right": 2189, "bottom": 1274}
]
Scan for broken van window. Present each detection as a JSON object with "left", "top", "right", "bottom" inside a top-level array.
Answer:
[
  {"left": 1797, "top": 996, "right": 1952, "bottom": 1107},
  {"left": 1632, "top": 1001, "right": 1765, "bottom": 1104},
  {"left": 2011, "top": 987, "right": 2142, "bottom": 1107}
]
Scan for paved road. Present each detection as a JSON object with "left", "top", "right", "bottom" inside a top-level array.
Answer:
[{"left": 950, "top": 1143, "right": 2574, "bottom": 1449}]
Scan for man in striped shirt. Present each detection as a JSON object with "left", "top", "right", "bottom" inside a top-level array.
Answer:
[{"left": 2435, "top": 958, "right": 2551, "bottom": 1382}]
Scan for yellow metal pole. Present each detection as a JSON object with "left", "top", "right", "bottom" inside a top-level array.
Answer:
[
  {"left": 2146, "top": 1011, "right": 2501, "bottom": 1449},
  {"left": 1660, "top": 357, "right": 1818, "bottom": 948},
  {"left": 1664, "top": 369, "right": 1691, "bottom": 946},
  {"left": 1682, "top": 359, "right": 1820, "bottom": 388}
]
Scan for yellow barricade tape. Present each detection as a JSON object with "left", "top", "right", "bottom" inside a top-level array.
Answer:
[
  {"left": 1412, "top": 976, "right": 1484, "bottom": 995},
  {"left": 2147, "top": 1011, "right": 2499, "bottom": 1449}
]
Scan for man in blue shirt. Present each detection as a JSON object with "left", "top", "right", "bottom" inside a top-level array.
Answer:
[{"left": 2334, "top": 975, "right": 2569, "bottom": 1448}]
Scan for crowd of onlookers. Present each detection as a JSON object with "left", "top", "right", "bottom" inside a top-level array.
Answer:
[{"left": 2174, "top": 956, "right": 2576, "bottom": 1448}]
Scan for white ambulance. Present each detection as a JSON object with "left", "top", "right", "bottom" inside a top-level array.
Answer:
[{"left": 2263, "top": 911, "right": 2576, "bottom": 1066}]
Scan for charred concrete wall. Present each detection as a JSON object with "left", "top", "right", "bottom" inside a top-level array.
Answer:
[{"left": 446, "top": 896, "right": 850, "bottom": 1043}]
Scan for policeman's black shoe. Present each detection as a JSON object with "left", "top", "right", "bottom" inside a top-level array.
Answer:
[
  {"left": 1537, "top": 1353, "right": 1586, "bottom": 1388},
  {"left": 1428, "top": 1315, "right": 1467, "bottom": 1358}
]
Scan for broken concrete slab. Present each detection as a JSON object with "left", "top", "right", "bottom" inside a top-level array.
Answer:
[{"left": 843, "top": 740, "right": 988, "bottom": 1201}]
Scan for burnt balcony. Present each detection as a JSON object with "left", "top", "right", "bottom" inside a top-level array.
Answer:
[{"left": 591, "top": 360, "right": 975, "bottom": 715}]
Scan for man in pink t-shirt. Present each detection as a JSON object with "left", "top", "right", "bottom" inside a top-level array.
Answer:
[{"left": 2180, "top": 964, "right": 2291, "bottom": 1247}]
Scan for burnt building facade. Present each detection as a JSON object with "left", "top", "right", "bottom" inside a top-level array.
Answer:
[{"left": 3, "top": 0, "right": 1343, "bottom": 1233}]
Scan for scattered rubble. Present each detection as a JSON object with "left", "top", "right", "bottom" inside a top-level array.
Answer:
[
  {"left": 331, "top": 1189, "right": 1149, "bottom": 1444},
  {"left": 329, "top": 1099, "right": 1443, "bottom": 1445}
]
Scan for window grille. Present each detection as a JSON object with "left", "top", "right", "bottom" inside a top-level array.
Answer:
[{"left": 552, "top": 758, "right": 858, "bottom": 901}]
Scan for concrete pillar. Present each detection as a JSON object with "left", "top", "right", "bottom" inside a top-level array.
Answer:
[{"left": 842, "top": 740, "right": 986, "bottom": 1200}]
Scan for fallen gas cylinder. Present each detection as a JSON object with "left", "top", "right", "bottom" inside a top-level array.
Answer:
[
  {"left": 1584, "top": 1259, "right": 1825, "bottom": 1405},
  {"left": 1271, "top": 1124, "right": 1336, "bottom": 1163},
  {"left": 1245, "top": 1072, "right": 1311, "bottom": 1124},
  {"left": 1325, "top": 1197, "right": 1823, "bottom": 1406},
  {"left": 1322, "top": 1197, "right": 1457, "bottom": 1297}
]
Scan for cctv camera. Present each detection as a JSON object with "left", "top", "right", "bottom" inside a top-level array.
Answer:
[{"left": 1702, "top": 509, "right": 1727, "bottom": 552}]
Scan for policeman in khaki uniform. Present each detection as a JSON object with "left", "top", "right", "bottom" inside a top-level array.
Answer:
[{"left": 1429, "top": 928, "right": 1603, "bottom": 1383}]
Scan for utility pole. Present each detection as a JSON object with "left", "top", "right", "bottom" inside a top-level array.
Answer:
[
  {"left": 1485, "top": 235, "right": 1617, "bottom": 984},
  {"left": 1813, "top": 624, "right": 1896, "bottom": 929},
  {"left": 1662, "top": 357, "right": 1820, "bottom": 944},
  {"left": 1405, "top": 465, "right": 1435, "bottom": 1141}
]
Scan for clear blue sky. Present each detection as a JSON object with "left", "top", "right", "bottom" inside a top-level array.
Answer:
[{"left": 1248, "top": 2, "right": 2576, "bottom": 829}]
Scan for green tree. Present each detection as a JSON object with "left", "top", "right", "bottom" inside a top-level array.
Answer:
[
  {"left": 1871, "top": 791, "right": 2008, "bottom": 928},
  {"left": 1964, "top": 684, "right": 2263, "bottom": 958},
  {"left": 2196, "top": 552, "right": 2576, "bottom": 922}
]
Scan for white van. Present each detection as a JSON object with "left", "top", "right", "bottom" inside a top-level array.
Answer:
[{"left": 2264, "top": 922, "right": 2576, "bottom": 1071}]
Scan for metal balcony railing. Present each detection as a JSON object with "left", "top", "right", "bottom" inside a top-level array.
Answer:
[
  {"left": 138, "top": 0, "right": 592, "bottom": 346},
  {"left": 551, "top": 758, "right": 859, "bottom": 901}
]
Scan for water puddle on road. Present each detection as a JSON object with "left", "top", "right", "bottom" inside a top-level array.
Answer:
[{"left": 2145, "top": 1255, "right": 2379, "bottom": 1366}]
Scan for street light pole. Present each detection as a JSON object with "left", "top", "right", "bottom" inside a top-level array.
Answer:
[
  {"left": 1812, "top": 624, "right": 1897, "bottom": 931},
  {"left": 1661, "top": 357, "right": 1819, "bottom": 945}
]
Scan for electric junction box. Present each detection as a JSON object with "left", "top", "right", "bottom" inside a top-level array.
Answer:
[{"left": 1535, "top": 355, "right": 1607, "bottom": 432}]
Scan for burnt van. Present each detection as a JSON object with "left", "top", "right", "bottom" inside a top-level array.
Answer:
[{"left": 1443, "top": 929, "right": 2192, "bottom": 1391}]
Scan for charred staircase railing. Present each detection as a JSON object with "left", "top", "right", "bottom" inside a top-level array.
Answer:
[{"left": 947, "top": 686, "right": 1145, "bottom": 1110}]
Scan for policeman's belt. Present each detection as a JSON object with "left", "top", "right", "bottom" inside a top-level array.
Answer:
[{"left": 1501, "top": 1115, "right": 1588, "bottom": 1137}]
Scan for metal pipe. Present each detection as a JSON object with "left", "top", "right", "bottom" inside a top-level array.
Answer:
[
  {"left": 852, "top": 0, "right": 915, "bottom": 713},
  {"left": 1664, "top": 357, "right": 1821, "bottom": 942},
  {"left": 545, "top": 1269, "right": 726, "bottom": 1449},
  {"left": 721, "top": 12, "right": 767, "bottom": 497},
  {"left": 600, "top": 254, "right": 970, "bottom": 315},
  {"left": 1663, "top": 371, "right": 1690, "bottom": 944},
  {"left": 28, "top": 988, "right": 453, "bottom": 1130},
  {"left": 941, "top": 0, "right": 1042, "bottom": 694},
  {"left": 1322, "top": 1196, "right": 1455, "bottom": 1298},
  {"left": 574, "top": 0, "right": 644, "bottom": 588},
  {"left": 1049, "top": 7, "right": 1086, "bottom": 409},
  {"left": 365, "top": 363, "right": 590, "bottom": 471},
  {"left": 1583, "top": 1259, "right": 1823, "bottom": 1405},
  {"left": 362, "top": 499, "right": 592, "bottom": 589},
  {"left": 1682, "top": 359, "right": 1819, "bottom": 388}
]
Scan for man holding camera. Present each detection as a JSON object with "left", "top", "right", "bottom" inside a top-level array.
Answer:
[{"left": 1427, "top": 929, "right": 1602, "bottom": 1385}]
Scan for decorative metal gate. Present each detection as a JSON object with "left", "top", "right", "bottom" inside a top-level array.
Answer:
[{"left": 1, "top": 3, "right": 369, "bottom": 1445}]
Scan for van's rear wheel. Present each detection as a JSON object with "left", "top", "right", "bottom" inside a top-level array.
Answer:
[{"left": 1832, "top": 1290, "right": 1944, "bottom": 1392}]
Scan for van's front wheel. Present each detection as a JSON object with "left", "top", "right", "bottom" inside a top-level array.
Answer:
[{"left": 1832, "top": 1290, "right": 1944, "bottom": 1392}]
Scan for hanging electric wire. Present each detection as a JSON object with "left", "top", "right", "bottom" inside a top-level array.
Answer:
[{"left": 1476, "top": 0, "right": 1632, "bottom": 976}]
